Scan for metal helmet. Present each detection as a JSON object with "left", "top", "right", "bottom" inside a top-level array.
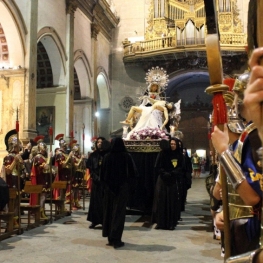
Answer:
[
  {"left": 223, "top": 91, "right": 245, "bottom": 134},
  {"left": 34, "top": 135, "right": 47, "bottom": 154},
  {"left": 71, "top": 140, "right": 79, "bottom": 153},
  {"left": 55, "top": 133, "right": 67, "bottom": 149},
  {"left": 4, "top": 129, "right": 20, "bottom": 153},
  {"left": 233, "top": 71, "right": 250, "bottom": 100}
]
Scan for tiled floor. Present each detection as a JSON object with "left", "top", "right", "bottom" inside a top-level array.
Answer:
[{"left": 0, "top": 173, "right": 223, "bottom": 263}]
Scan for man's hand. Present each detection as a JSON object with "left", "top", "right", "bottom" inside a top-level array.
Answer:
[
  {"left": 211, "top": 124, "right": 229, "bottom": 154},
  {"left": 244, "top": 47, "right": 263, "bottom": 142},
  {"left": 214, "top": 211, "right": 224, "bottom": 231}
]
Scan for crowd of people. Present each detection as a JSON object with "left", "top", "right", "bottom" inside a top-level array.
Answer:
[
  {"left": 0, "top": 132, "right": 86, "bottom": 227},
  {"left": 86, "top": 135, "right": 193, "bottom": 248}
]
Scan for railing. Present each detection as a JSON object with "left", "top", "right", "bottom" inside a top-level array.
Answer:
[{"left": 123, "top": 33, "right": 247, "bottom": 60}]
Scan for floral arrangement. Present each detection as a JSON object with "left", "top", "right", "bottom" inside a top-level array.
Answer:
[{"left": 129, "top": 127, "right": 167, "bottom": 140}]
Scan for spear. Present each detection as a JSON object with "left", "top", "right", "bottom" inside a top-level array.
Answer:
[
  {"left": 16, "top": 107, "right": 22, "bottom": 234},
  {"left": 203, "top": 0, "right": 231, "bottom": 259},
  {"left": 48, "top": 126, "right": 53, "bottom": 223},
  {"left": 69, "top": 130, "right": 74, "bottom": 212},
  {"left": 82, "top": 123, "right": 85, "bottom": 154},
  {"left": 82, "top": 123, "right": 85, "bottom": 210}
]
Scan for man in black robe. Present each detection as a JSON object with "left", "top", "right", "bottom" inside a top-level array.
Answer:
[
  {"left": 152, "top": 138, "right": 185, "bottom": 230},
  {"left": 101, "top": 137, "right": 138, "bottom": 249},
  {"left": 86, "top": 137, "right": 106, "bottom": 228}
]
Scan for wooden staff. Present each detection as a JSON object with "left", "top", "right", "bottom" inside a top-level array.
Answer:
[
  {"left": 16, "top": 107, "right": 23, "bottom": 234},
  {"left": 82, "top": 123, "right": 85, "bottom": 210},
  {"left": 48, "top": 126, "right": 53, "bottom": 223},
  {"left": 203, "top": 0, "right": 231, "bottom": 259},
  {"left": 69, "top": 130, "right": 74, "bottom": 212},
  {"left": 82, "top": 124, "right": 85, "bottom": 154}
]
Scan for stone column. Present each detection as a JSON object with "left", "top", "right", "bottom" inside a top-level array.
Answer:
[
  {"left": 91, "top": 22, "right": 100, "bottom": 137},
  {"left": 23, "top": 0, "right": 39, "bottom": 141},
  {"left": 65, "top": 0, "right": 77, "bottom": 138}
]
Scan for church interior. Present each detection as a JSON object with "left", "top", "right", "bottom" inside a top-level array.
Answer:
[
  {"left": 0, "top": 0, "right": 249, "bottom": 163},
  {"left": 1, "top": 1, "right": 259, "bottom": 261}
]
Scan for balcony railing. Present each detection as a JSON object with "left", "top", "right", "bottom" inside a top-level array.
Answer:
[{"left": 123, "top": 32, "right": 246, "bottom": 62}]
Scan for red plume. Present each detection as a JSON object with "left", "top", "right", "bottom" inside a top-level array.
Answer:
[
  {"left": 223, "top": 78, "right": 236, "bottom": 91},
  {"left": 48, "top": 126, "right": 53, "bottom": 136},
  {"left": 212, "top": 93, "right": 227, "bottom": 125}
]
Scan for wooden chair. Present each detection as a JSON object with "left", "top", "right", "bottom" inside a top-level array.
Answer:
[
  {"left": 20, "top": 181, "right": 43, "bottom": 230},
  {"left": 51, "top": 181, "right": 68, "bottom": 219},
  {"left": 78, "top": 180, "right": 89, "bottom": 210},
  {"left": 0, "top": 188, "right": 17, "bottom": 240}
]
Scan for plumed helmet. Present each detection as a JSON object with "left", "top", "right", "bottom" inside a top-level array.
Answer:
[
  {"left": 71, "top": 140, "right": 79, "bottom": 152},
  {"left": 4, "top": 129, "right": 18, "bottom": 152},
  {"left": 34, "top": 135, "right": 47, "bottom": 153},
  {"left": 55, "top": 133, "right": 67, "bottom": 148}
]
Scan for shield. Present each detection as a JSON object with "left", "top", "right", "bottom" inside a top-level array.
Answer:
[{"left": 171, "top": 159, "right": 177, "bottom": 168}]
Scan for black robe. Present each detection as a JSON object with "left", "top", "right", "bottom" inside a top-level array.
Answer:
[
  {"left": 86, "top": 150, "right": 106, "bottom": 225},
  {"left": 152, "top": 148, "right": 185, "bottom": 229},
  {"left": 101, "top": 142, "right": 137, "bottom": 243},
  {"left": 181, "top": 154, "right": 192, "bottom": 211}
]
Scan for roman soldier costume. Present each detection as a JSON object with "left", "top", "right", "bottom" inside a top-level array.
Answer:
[
  {"left": 55, "top": 134, "right": 71, "bottom": 182},
  {"left": 54, "top": 134, "right": 71, "bottom": 211},
  {"left": 3, "top": 129, "right": 24, "bottom": 227},
  {"left": 31, "top": 135, "right": 51, "bottom": 219},
  {"left": 71, "top": 141, "right": 85, "bottom": 209}
]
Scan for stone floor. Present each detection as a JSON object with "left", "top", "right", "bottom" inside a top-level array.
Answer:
[{"left": 0, "top": 173, "right": 223, "bottom": 263}]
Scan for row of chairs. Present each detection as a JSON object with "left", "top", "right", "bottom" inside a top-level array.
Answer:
[{"left": 0, "top": 180, "right": 87, "bottom": 241}]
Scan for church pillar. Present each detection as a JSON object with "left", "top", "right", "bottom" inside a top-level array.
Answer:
[
  {"left": 65, "top": 0, "right": 77, "bottom": 139},
  {"left": 22, "top": 0, "right": 39, "bottom": 141},
  {"left": 91, "top": 22, "right": 100, "bottom": 137}
]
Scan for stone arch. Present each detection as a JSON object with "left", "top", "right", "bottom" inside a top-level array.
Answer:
[
  {"left": 0, "top": 1, "right": 26, "bottom": 67},
  {"left": 74, "top": 49, "right": 92, "bottom": 99},
  {"left": 166, "top": 70, "right": 212, "bottom": 153},
  {"left": 37, "top": 27, "right": 67, "bottom": 86},
  {"left": 96, "top": 67, "right": 111, "bottom": 109},
  {"left": 167, "top": 70, "right": 211, "bottom": 106}
]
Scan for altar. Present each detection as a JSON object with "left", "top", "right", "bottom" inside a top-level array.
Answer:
[{"left": 124, "top": 140, "right": 160, "bottom": 214}]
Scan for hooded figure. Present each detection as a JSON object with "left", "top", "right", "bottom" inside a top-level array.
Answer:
[
  {"left": 152, "top": 138, "right": 185, "bottom": 230},
  {"left": 101, "top": 137, "right": 138, "bottom": 249},
  {"left": 86, "top": 137, "right": 107, "bottom": 228}
]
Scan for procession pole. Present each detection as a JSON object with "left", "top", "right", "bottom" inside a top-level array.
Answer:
[
  {"left": 16, "top": 107, "right": 22, "bottom": 234},
  {"left": 69, "top": 130, "right": 74, "bottom": 213},
  {"left": 82, "top": 123, "right": 85, "bottom": 210},
  {"left": 203, "top": 0, "right": 231, "bottom": 259},
  {"left": 48, "top": 126, "right": 53, "bottom": 223}
]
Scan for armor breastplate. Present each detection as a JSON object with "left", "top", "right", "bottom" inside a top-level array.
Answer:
[
  {"left": 56, "top": 152, "right": 71, "bottom": 169},
  {"left": 228, "top": 123, "right": 257, "bottom": 220},
  {"left": 4, "top": 154, "right": 19, "bottom": 176},
  {"left": 34, "top": 154, "right": 49, "bottom": 174},
  {"left": 228, "top": 182, "right": 253, "bottom": 220},
  {"left": 73, "top": 154, "right": 84, "bottom": 172},
  {"left": 233, "top": 123, "right": 256, "bottom": 164}
]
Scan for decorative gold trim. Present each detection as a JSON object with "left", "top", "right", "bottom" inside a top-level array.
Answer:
[{"left": 124, "top": 140, "right": 161, "bottom": 152}]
